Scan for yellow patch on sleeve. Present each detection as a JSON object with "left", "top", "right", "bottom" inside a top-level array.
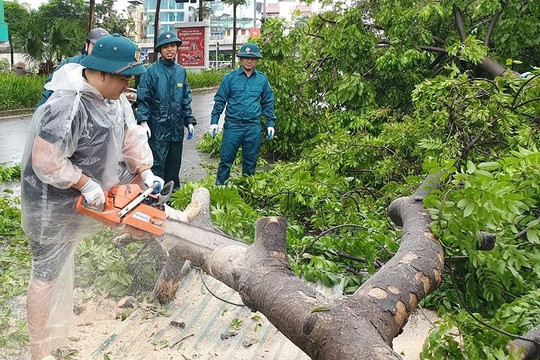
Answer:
[{"left": 177, "top": 83, "right": 183, "bottom": 87}]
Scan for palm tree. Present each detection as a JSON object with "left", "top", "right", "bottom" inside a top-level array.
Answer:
[
  {"left": 222, "top": 0, "right": 247, "bottom": 68},
  {"left": 21, "top": 15, "right": 85, "bottom": 73}
]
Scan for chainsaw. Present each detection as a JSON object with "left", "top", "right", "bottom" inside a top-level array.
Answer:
[
  {"left": 76, "top": 181, "right": 173, "bottom": 237},
  {"left": 76, "top": 181, "right": 249, "bottom": 250}
]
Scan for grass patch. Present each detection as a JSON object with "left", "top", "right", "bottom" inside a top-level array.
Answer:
[
  {"left": 1, "top": 68, "right": 225, "bottom": 111},
  {"left": 0, "top": 74, "right": 46, "bottom": 111},
  {"left": 187, "top": 68, "right": 227, "bottom": 89}
]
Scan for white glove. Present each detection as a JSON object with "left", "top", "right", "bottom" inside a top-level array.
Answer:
[
  {"left": 209, "top": 124, "right": 219, "bottom": 138},
  {"left": 140, "top": 169, "right": 164, "bottom": 194},
  {"left": 79, "top": 178, "right": 105, "bottom": 206},
  {"left": 266, "top": 127, "right": 275, "bottom": 140},
  {"left": 140, "top": 121, "right": 151, "bottom": 139},
  {"left": 187, "top": 124, "right": 194, "bottom": 140}
]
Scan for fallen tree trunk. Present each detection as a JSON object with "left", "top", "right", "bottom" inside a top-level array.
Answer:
[
  {"left": 507, "top": 326, "right": 540, "bottom": 360},
  {"left": 160, "top": 176, "right": 444, "bottom": 360}
]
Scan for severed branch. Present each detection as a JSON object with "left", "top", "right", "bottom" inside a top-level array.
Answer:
[
  {"left": 484, "top": 7, "right": 503, "bottom": 46},
  {"left": 418, "top": 46, "right": 447, "bottom": 53},
  {"left": 158, "top": 172, "right": 446, "bottom": 360},
  {"left": 452, "top": 4, "right": 516, "bottom": 77},
  {"left": 453, "top": 5, "right": 467, "bottom": 42},
  {"left": 433, "top": 36, "right": 446, "bottom": 45},
  {"left": 507, "top": 326, "right": 540, "bottom": 360},
  {"left": 317, "top": 13, "right": 337, "bottom": 24},
  {"left": 515, "top": 216, "right": 540, "bottom": 240}
]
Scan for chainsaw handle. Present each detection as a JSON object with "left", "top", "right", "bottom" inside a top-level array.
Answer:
[
  {"left": 75, "top": 191, "right": 115, "bottom": 216},
  {"left": 154, "top": 180, "right": 175, "bottom": 207}
]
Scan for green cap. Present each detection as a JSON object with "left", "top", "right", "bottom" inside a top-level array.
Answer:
[
  {"left": 155, "top": 31, "right": 182, "bottom": 51},
  {"left": 237, "top": 43, "right": 262, "bottom": 59},
  {"left": 80, "top": 34, "right": 146, "bottom": 76}
]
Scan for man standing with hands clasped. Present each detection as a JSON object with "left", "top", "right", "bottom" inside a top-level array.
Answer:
[
  {"left": 137, "top": 31, "right": 197, "bottom": 190},
  {"left": 210, "top": 43, "right": 276, "bottom": 185}
]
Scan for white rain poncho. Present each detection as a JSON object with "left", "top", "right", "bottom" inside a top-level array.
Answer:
[
  {"left": 21, "top": 63, "right": 153, "bottom": 352},
  {"left": 22, "top": 63, "right": 152, "bottom": 245}
]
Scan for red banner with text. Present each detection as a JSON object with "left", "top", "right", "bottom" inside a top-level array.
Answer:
[{"left": 177, "top": 27, "right": 205, "bottom": 67}]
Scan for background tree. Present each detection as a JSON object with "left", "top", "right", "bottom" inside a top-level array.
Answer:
[
  {"left": 18, "top": 12, "right": 85, "bottom": 73},
  {"left": 8, "top": 0, "right": 127, "bottom": 74},
  {"left": 36, "top": 0, "right": 87, "bottom": 25},
  {"left": 4, "top": 1, "right": 29, "bottom": 67},
  {"left": 94, "top": 0, "right": 128, "bottom": 35}
]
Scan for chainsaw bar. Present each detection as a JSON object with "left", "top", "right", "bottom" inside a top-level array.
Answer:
[{"left": 163, "top": 219, "right": 250, "bottom": 251}]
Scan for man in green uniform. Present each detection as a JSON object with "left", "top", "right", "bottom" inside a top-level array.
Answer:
[
  {"left": 210, "top": 43, "right": 276, "bottom": 185},
  {"left": 137, "top": 31, "right": 197, "bottom": 190}
]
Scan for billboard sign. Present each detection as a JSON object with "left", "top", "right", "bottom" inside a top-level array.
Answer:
[{"left": 177, "top": 26, "right": 205, "bottom": 67}]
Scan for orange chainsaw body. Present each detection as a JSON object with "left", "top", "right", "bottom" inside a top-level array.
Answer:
[{"left": 76, "top": 183, "right": 166, "bottom": 236}]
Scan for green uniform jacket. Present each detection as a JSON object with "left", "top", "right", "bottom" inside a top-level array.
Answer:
[{"left": 137, "top": 59, "right": 196, "bottom": 141}]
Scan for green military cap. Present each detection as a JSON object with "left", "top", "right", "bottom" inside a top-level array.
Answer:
[
  {"left": 155, "top": 31, "right": 183, "bottom": 51},
  {"left": 237, "top": 43, "right": 263, "bottom": 59},
  {"left": 80, "top": 34, "right": 146, "bottom": 76}
]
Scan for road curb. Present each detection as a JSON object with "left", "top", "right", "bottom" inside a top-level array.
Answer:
[
  {"left": 0, "top": 108, "right": 34, "bottom": 120},
  {"left": 192, "top": 86, "right": 219, "bottom": 94}
]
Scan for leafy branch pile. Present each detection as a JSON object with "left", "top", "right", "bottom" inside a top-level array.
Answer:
[
  {"left": 0, "top": 165, "right": 29, "bottom": 349},
  {"left": 192, "top": 0, "right": 539, "bottom": 358}
]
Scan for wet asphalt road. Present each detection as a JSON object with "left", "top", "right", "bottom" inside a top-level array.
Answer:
[
  {"left": 0, "top": 115, "right": 32, "bottom": 166},
  {"left": 0, "top": 90, "right": 218, "bottom": 185}
]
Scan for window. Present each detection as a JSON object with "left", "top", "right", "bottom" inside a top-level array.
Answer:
[
  {"left": 161, "top": 12, "right": 185, "bottom": 22},
  {"left": 146, "top": 0, "right": 156, "bottom": 10}
]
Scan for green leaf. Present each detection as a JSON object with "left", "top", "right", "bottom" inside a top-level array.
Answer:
[
  {"left": 527, "top": 229, "right": 539, "bottom": 244},
  {"left": 477, "top": 162, "right": 500, "bottom": 171},
  {"left": 464, "top": 203, "right": 475, "bottom": 217}
]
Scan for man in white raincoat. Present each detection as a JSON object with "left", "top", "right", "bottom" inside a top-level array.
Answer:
[{"left": 21, "top": 34, "right": 164, "bottom": 360}]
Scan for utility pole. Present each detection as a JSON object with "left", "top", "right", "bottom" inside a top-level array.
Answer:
[
  {"left": 153, "top": 0, "right": 161, "bottom": 62},
  {"left": 253, "top": 0, "right": 256, "bottom": 28},
  {"left": 198, "top": 0, "right": 204, "bottom": 21}
]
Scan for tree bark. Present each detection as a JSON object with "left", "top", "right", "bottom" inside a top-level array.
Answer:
[
  {"left": 160, "top": 181, "right": 444, "bottom": 359},
  {"left": 507, "top": 326, "right": 540, "bottom": 360},
  {"left": 451, "top": 4, "right": 518, "bottom": 78},
  {"left": 153, "top": 0, "right": 161, "bottom": 62},
  {"left": 87, "top": 0, "right": 95, "bottom": 33}
]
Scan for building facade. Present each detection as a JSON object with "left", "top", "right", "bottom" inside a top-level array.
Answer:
[
  {"left": 144, "top": 0, "right": 189, "bottom": 43},
  {"left": 124, "top": 0, "right": 322, "bottom": 64}
]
